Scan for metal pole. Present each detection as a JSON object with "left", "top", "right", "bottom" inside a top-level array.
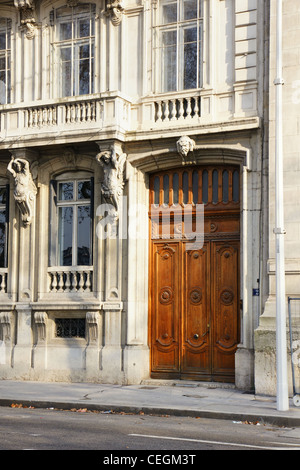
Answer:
[{"left": 274, "top": 0, "right": 289, "bottom": 411}]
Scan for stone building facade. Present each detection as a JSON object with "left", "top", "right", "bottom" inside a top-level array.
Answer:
[{"left": 0, "top": 0, "right": 295, "bottom": 395}]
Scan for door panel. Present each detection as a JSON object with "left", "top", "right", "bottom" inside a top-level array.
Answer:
[
  {"left": 151, "top": 242, "right": 180, "bottom": 375},
  {"left": 182, "top": 243, "right": 210, "bottom": 378},
  {"left": 149, "top": 166, "right": 240, "bottom": 382},
  {"left": 212, "top": 241, "right": 240, "bottom": 381}
]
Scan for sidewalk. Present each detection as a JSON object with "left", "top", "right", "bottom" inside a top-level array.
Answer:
[{"left": 0, "top": 379, "right": 300, "bottom": 427}]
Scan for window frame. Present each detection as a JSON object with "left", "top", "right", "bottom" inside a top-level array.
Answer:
[
  {"left": 51, "top": 3, "right": 96, "bottom": 98},
  {"left": 0, "top": 17, "right": 11, "bottom": 105},
  {"left": 154, "top": 0, "right": 203, "bottom": 93},
  {"left": 50, "top": 172, "right": 94, "bottom": 268}
]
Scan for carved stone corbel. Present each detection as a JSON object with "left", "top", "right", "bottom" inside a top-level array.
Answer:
[
  {"left": 34, "top": 311, "right": 47, "bottom": 344},
  {"left": 7, "top": 155, "right": 38, "bottom": 227},
  {"left": 14, "top": 0, "right": 37, "bottom": 39},
  {"left": 0, "top": 312, "right": 11, "bottom": 342},
  {"left": 176, "top": 135, "right": 196, "bottom": 165},
  {"left": 106, "top": 0, "right": 124, "bottom": 26},
  {"left": 96, "top": 143, "right": 127, "bottom": 221},
  {"left": 86, "top": 312, "right": 100, "bottom": 344}
]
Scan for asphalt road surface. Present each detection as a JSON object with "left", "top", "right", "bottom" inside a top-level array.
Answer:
[{"left": 0, "top": 405, "right": 300, "bottom": 454}]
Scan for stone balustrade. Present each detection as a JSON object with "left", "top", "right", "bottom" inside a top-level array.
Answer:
[
  {"left": 0, "top": 269, "right": 7, "bottom": 294},
  {"left": 47, "top": 267, "right": 93, "bottom": 294}
]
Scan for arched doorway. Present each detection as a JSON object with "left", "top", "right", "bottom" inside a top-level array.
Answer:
[{"left": 149, "top": 165, "right": 240, "bottom": 382}]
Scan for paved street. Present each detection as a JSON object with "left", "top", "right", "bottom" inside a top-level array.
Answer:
[{"left": 0, "top": 405, "right": 300, "bottom": 452}]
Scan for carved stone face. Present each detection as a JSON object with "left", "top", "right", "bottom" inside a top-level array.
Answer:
[{"left": 176, "top": 136, "right": 195, "bottom": 157}]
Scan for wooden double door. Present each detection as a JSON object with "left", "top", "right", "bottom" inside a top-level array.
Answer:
[{"left": 149, "top": 166, "right": 240, "bottom": 382}]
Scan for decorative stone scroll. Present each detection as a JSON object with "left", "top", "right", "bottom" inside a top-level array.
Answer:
[
  {"left": 7, "top": 156, "right": 37, "bottom": 227},
  {"left": 14, "top": 0, "right": 37, "bottom": 39},
  {"left": 96, "top": 144, "right": 126, "bottom": 221},
  {"left": 176, "top": 135, "right": 196, "bottom": 164},
  {"left": 106, "top": 0, "right": 124, "bottom": 26}
]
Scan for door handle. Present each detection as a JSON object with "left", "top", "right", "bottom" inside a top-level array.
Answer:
[{"left": 194, "top": 334, "right": 199, "bottom": 339}]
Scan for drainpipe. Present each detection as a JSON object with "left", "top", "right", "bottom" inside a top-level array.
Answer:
[{"left": 274, "top": 0, "right": 289, "bottom": 411}]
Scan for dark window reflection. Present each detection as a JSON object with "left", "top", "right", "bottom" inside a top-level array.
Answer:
[
  {"left": 77, "top": 205, "right": 91, "bottom": 265},
  {"left": 58, "top": 206, "right": 73, "bottom": 266},
  {"left": 78, "top": 180, "right": 91, "bottom": 200},
  {"left": 0, "top": 209, "right": 6, "bottom": 268},
  {"left": 59, "top": 181, "right": 73, "bottom": 201}
]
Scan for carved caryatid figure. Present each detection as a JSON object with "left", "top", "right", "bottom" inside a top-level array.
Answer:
[
  {"left": 7, "top": 156, "right": 37, "bottom": 226},
  {"left": 96, "top": 145, "right": 126, "bottom": 221}
]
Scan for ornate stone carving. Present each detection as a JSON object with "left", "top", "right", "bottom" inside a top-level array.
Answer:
[
  {"left": 96, "top": 144, "right": 126, "bottom": 221},
  {"left": 106, "top": 0, "right": 124, "bottom": 26},
  {"left": 14, "top": 0, "right": 37, "bottom": 39},
  {"left": 176, "top": 135, "right": 196, "bottom": 164},
  {"left": 7, "top": 156, "right": 37, "bottom": 227}
]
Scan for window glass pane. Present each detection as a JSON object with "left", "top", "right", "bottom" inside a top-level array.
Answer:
[
  {"left": 154, "top": 176, "right": 160, "bottom": 205},
  {"left": 184, "top": 0, "right": 198, "bottom": 20},
  {"left": 0, "top": 186, "right": 6, "bottom": 204},
  {"left": 60, "top": 47, "right": 72, "bottom": 97},
  {"left": 79, "top": 19, "right": 90, "bottom": 38},
  {"left": 183, "top": 171, "right": 189, "bottom": 204},
  {"left": 183, "top": 27, "right": 197, "bottom": 89},
  {"left": 172, "top": 173, "right": 179, "bottom": 204},
  {"left": 78, "top": 181, "right": 91, "bottom": 200},
  {"left": 212, "top": 170, "right": 218, "bottom": 203},
  {"left": 0, "top": 33, "right": 5, "bottom": 50},
  {"left": 161, "top": 30, "right": 177, "bottom": 92},
  {"left": 79, "top": 58, "right": 90, "bottom": 95},
  {"left": 77, "top": 205, "right": 91, "bottom": 265},
  {"left": 163, "top": 174, "right": 169, "bottom": 204},
  {"left": 58, "top": 206, "right": 73, "bottom": 266},
  {"left": 161, "top": 2, "right": 177, "bottom": 24},
  {"left": 60, "top": 22, "right": 72, "bottom": 41},
  {"left": 202, "top": 170, "right": 208, "bottom": 203},
  {"left": 222, "top": 170, "right": 229, "bottom": 203},
  {"left": 0, "top": 209, "right": 6, "bottom": 268},
  {"left": 233, "top": 170, "right": 239, "bottom": 202},
  {"left": 192, "top": 170, "right": 198, "bottom": 203},
  {"left": 59, "top": 182, "right": 73, "bottom": 201}
]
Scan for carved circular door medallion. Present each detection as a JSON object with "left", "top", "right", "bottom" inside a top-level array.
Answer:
[
  {"left": 159, "top": 287, "right": 173, "bottom": 304},
  {"left": 189, "top": 288, "right": 202, "bottom": 304},
  {"left": 220, "top": 288, "right": 234, "bottom": 305}
]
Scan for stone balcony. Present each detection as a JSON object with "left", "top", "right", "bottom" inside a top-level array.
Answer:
[
  {"left": 0, "top": 92, "right": 132, "bottom": 149},
  {"left": 0, "top": 84, "right": 260, "bottom": 150}
]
